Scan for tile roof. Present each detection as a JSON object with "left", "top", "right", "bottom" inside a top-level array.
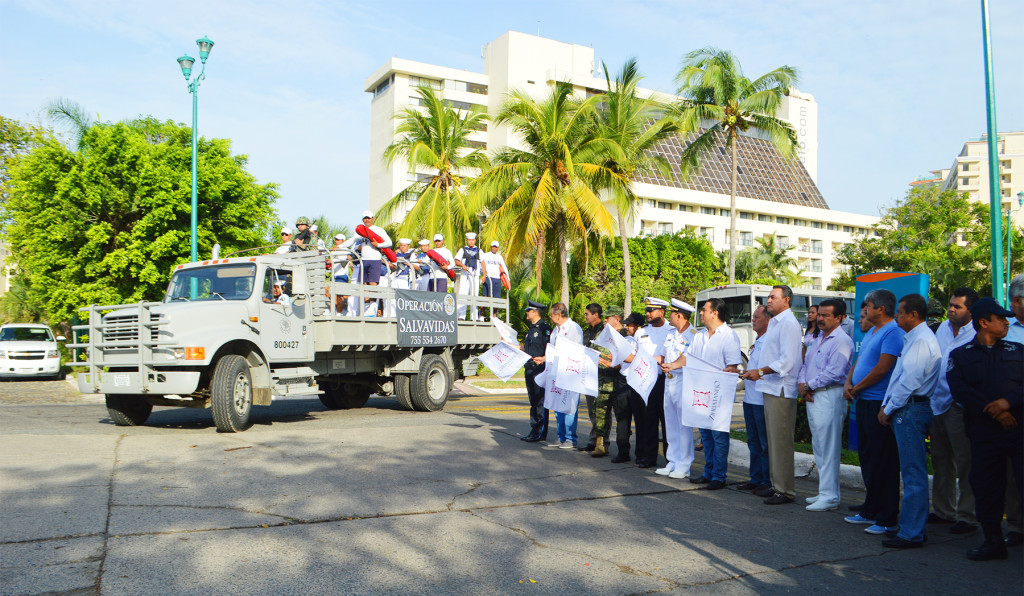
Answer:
[{"left": 635, "top": 130, "right": 830, "bottom": 210}]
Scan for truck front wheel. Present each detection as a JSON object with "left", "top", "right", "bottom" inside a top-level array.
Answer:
[
  {"left": 211, "top": 355, "right": 253, "bottom": 432},
  {"left": 105, "top": 394, "right": 152, "bottom": 426},
  {"left": 411, "top": 354, "right": 450, "bottom": 412}
]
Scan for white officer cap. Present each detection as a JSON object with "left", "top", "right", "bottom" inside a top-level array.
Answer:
[
  {"left": 670, "top": 298, "right": 695, "bottom": 313},
  {"left": 465, "top": 232, "right": 477, "bottom": 239},
  {"left": 433, "top": 234, "right": 444, "bottom": 241},
  {"left": 491, "top": 240, "right": 500, "bottom": 248},
  {"left": 418, "top": 239, "right": 429, "bottom": 245},
  {"left": 644, "top": 297, "right": 669, "bottom": 309},
  {"left": 281, "top": 227, "right": 293, "bottom": 235},
  {"left": 310, "top": 224, "right": 318, "bottom": 232},
  {"left": 362, "top": 210, "right": 374, "bottom": 219},
  {"left": 398, "top": 238, "right": 411, "bottom": 245},
  {"left": 273, "top": 280, "right": 286, "bottom": 287},
  {"left": 334, "top": 233, "right": 346, "bottom": 241}
]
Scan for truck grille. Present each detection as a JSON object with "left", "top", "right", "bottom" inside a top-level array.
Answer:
[
  {"left": 102, "top": 314, "right": 163, "bottom": 347},
  {"left": 8, "top": 351, "right": 45, "bottom": 360}
]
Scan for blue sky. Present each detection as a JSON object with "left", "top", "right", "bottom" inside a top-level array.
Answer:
[{"left": 2, "top": 0, "right": 1022, "bottom": 228}]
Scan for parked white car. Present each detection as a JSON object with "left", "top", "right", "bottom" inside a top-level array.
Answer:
[{"left": 0, "top": 324, "right": 65, "bottom": 380}]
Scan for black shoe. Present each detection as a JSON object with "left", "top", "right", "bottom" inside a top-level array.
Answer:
[
  {"left": 927, "top": 513, "right": 954, "bottom": 524},
  {"left": 707, "top": 480, "right": 725, "bottom": 490},
  {"left": 637, "top": 461, "right": 657, "bottom": 469},
  {"left": 967, "top": 540, "right": 1008, "bottom": 560},
  {"left": 1005, "top": 531, "right": 1023, "bottom": 547},
  {"left": 689, "top": 476, "right": 711, "bottom": 485},
  {"left": 882, "top": 537, "right": 924, "bottom": 549},
  {"left": 884, "top": 528, "right": 900, "bottom": 539},
  {"left": 695, "top": 443, "right": 704, "bottom": 451},
  {"left": 753, "top": 485, "right": 775, "bottom": 497},
  {"left": 735, "top": 481, "right": 759, "bottom": 491},
  {"left": 611, "top": 454, "right": 630, "bottom": 463},
  {"left": 848, "top": 503, "right": 865, "bottom": 512},
  {"left": 950, "top": 521, "right": 978, "bottom": 535},
  {"left": 764, "top": 492, "right": 794, "bottom": 505},
  {"left": 521, "top": 436, "right": 542, "bottom": 443},
  {"left": 580, "top": 443, "right": 595, "bottom": 452}
]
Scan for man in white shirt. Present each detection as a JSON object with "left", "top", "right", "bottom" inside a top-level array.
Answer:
[
  {"left": 634, "top": 297, "right": 672, "bottom": 469},
  {"left": 737, "top": 305, "right": 772, "bottom": 494},
  {"left": 799, "top": 298, "right": 855, "bottom": 512},
  {"left": 878, "top": 293, "right": 942, "bottom": 549},
  {"left": 480, "top": 240, "right": 508, "bottom": 299},
  {"left": 413, "top": 239, "right": 431, "bottom": 292},
  {"left": 929, "top": 288, "right": 979, "bottom": 533},
  {"left": 263, "top": 279, "right": 290, "bottom": 306},
  {"left": 274, "top": 227, "right": 294, "bottom": 254},
  {"left": 533, "top": 303, "right": 583, "bottom": 448},
  {"left": 339, "top": 211, "right": 393, "bottom": 316},
  {"left": 427, "top": 234, "right": 454, "bottom": 293},
  {"left": 455, "top": 232, "right": 482, "bottom": 320},
  {"left": 655, "top": 299, "right": 698, "bottom": 480},
  {"left": 742, "top": 285, "right": 804, "bottom": 505},
  {"left": 664, "top": 298, "right": 742, "bottom": 489}
]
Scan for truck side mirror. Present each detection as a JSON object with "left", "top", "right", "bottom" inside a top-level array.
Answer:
[
  {"left": 291, "top": 269, "right": 308, "bottom": 299},
  {"left": 55, "top": 336, "right": 67, "bottom": 342}
]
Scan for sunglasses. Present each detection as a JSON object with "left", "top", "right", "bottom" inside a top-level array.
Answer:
[{"left": 645, "top": 307, "right": 662, "bottom": 313}]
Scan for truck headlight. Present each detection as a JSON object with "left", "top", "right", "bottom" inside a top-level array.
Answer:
[
  {"left": 46, "top": 350, "right": 58, "bottom": 358},
  {"left": 0, "top": 350, "right": 6, "bottom": 359}
]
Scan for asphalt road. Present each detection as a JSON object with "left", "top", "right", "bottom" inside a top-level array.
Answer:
[{"left": 1, "top": 379, "right": 1021, "bottom": 595}]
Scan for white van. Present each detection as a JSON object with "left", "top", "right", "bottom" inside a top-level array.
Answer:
[{"left": 0, "top": 324, "right": 65, "bottom": 380}]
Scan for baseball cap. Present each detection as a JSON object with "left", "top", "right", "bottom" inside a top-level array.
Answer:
[
  {"left": 281, "top": 227, "right": 293, "bottom": 235},
  {"left": 970, "top": 297, "right": 1014, "bottom": 319},
  {"left": 491, "top": 240, "right": 500, "bottom": 248},
  {"left": 433, "top": 234, "right": 444, "bottom": 241},
  {"left": 334, "top": 233, "right": 346, "bottom": 241},
  {"left": 362, "top": 210, "right": 374, "bottom": 219}
]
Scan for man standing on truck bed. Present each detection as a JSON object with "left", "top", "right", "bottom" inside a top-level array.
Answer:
[
  {"left": 428, "top": 234, "right": 454, "bottom": 293},
  {"left": 339, "top": 211, "right": 392, "bottom": 316},
  {"left": 455, "top": 232, "right": 482, "bottom": 320},
  {"left": 480, "top": 240, "right": 508, "bottom": 299}
]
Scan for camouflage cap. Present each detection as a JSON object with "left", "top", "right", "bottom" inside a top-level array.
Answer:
[
  {"left": 295, "top": 216, "right": 311, "bottom": 226},
  {"left": 605, "top": 304, "right": 624, "bottom": 318}
]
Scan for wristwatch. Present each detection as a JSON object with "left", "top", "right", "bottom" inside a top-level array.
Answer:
[{"left": 755, "top": 368, "right": 763, "bottom": 379}]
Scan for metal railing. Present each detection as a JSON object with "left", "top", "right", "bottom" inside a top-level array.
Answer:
[{"left": 67, "top": 302, "right": 173, "bottom": 393}]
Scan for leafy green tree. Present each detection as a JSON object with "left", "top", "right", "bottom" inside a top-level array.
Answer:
[
  {"left": 594, "top": 58, "right": 680, "bottom": 313},
  {"left": 475, "top": 84, "right": 624, "bottom": 305},
  {"left": 1, "top": 115, "right": 49, "bottom": 206},
  {"left": 835, "top": 186, "right": 1021, "bottom": 304},
  {"left": 377, "top": 86, "right": 489, "bottom": 245},
  {"left": 675, "top": 48, "right": 799, "bottom": 285},
  {"left": 3, "top": 117, "right": 278, "bottom": 326}
]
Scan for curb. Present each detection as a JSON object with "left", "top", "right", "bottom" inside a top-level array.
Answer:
[{"left": 726, "top": 438, "right": 866, "bottom": 491}]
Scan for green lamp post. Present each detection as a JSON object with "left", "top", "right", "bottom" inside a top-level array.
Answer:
[{"left": 176, "top": 35, "right": 215, "bottom": 264}]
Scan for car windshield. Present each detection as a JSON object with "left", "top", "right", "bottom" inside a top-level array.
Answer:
[
  {"left": 0, "top": 327, "right": 54, "bottom": 342},
  {"left": 164, "top": 264, "right": 257, "bottom": 302}
]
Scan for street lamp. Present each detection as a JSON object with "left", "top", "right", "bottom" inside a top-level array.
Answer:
[{"left": 176, "top": 35, "right": 215, "bottom": 264}]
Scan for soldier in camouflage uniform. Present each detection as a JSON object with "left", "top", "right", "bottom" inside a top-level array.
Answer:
[{"left": 582, "top": 303, "right": 615, "bottom": 457}]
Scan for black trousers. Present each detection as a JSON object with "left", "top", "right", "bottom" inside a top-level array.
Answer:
[
  {"left": 968, "top": 429, "right": 1024, "bottom": 539},
  {"left": 856, "top": 399, "right": 901, "bottom": 527},
  {"left": 524, "top": 367, "right": 548, "bottom": 440},
  {"left": 630, "top": 374, "right": 665, "bottom": 466},
  {"left": 613, "top": 379, "right": 632, "bottom": 457}
]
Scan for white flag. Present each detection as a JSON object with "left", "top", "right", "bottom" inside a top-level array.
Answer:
[
  {"left": 622, "top": 348, "right": 659, "bottom": 403},
  {"left": 478, "top": 341, "right": 531, "bottom": 382},
  {"left": 492, "top": 317, "right": 518, "bottom": 346},
  {"left": 680, "top": 365, "right": 738, "bottom": 432},
  {"left": 541, "top": 344, "right": 579, "bottom": 415},
  {"left": 554, "top": 342, "right": 600, "bottom": 397},
  {"left": 593, "top": 324, "right": 632, "bottom": 367}
]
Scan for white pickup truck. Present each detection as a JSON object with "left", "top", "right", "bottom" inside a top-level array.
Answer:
[{"left": 70, "top": 251, "right": 506, "bottom": 432}]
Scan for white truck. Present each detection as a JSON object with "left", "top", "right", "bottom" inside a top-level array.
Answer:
[{"left": 70, "top": 251, "right": 506, "bottom": 432}]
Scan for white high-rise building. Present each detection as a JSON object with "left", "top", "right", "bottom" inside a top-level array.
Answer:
[
  {"left": 363, "top": 31, "right": 877, "bottom": 290},
  {"left": 939, "top": 131, "right": 1024, "bottom": 227}
]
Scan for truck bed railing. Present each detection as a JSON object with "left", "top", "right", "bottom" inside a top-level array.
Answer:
[{"left": 67, "top": 302, "right": 170, "bottom": 393}]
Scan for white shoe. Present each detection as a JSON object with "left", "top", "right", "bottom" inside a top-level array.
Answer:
[
  {"left": 806, "top": 499, "right": 839, "bottom": 512},
  {"left": 655, "top": 466, "right": 674, "bottom": 476},
  {"left": 547, "top": 441, "right": 564, "bottom": 448},
  {"left": 668, "top": 470, "right": 689, "bottom": 479},
  {"left": 806, "top": 495, "right": 820, "bottom": 504},
  {"left": 559, "top": 442, "right": 576, "bottom": 449}
]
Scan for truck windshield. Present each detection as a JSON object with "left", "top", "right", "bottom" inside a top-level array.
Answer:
[{"left": 164, "top": 264, "right": 257, "bottom": 302}]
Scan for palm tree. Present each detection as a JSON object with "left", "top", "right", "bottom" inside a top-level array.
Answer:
[
  {"left": 46, "top": 98, "right": 93, "bottom": 151},
  {"left": 675, "top": 48, "right": 799, "bottom": 284},
  {"left": 474, "top": 84, "right": 624, "bottom": 305},
  {"left": 594, "top": 58, "right": 680, "bottom": 313},
  {"left": 753, "top": 233, "right": 798, "bottom": 278},
  {"left": 377, "top": 86, "right": 490, "bottom": 244}
]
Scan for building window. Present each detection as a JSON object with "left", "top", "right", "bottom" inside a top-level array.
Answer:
[
  {"left": 740, "top": 212, "right": 753, "bottom": 220},
  {"left": 649, "top": 200, "right": 657, "bottom": 207},
  {"left": 962, "top": 163, "right": 970, "bottom": 172},
  {"left": 658, "top": 222, "right": 673, "bottom": 235},
  {"left": 700, "top": 227, "right": 714, "bottom": 242},
  {"left": 777, "top": 217, "right": 790, "bottom": 225},
  {"left": 843, "top": 225, "right": 854, "bottom": 233},
  {"left": 679, "top": 204, "right": 693, "bottom": 212},
  {"left": 700, "top": 206, "right": 716, "bottom": 215},
  {"left": 961, "top": 177, "right": 969, "bottom": 186},
  {"left": 758, "top": 214, "right": 772, "bottom": 222},
  {"left": 409, "top": 75, "right": 443, "bottom": 90},
  {"left": 793, "top": 219, "right": 806, "bottom": 226},
  {"left": 810, "top": 259, "right": 822, "bottom": 273},
  {"left": 778, "top": 236, "right": 789, "bottom": 249},
  {"left": 657, "top": 201, "right": 671, "bottom": 210},
  {"left": 373, "top": 75, "right": 394, "bottom": 98},
  {"left": 720, "top": 209, "right": 731, "bottom": 217},
  {"left": 740, "top": 232, "right": 753, "bottom": 246},
  {"left": 811, "top": 240, "right": 823, "bottom": 254},
  {"left": 811, "top": 221, "right": 823, "bottom": 229},
  {"left": 827, "top": 223, "right": 838, "bottom": 231}
]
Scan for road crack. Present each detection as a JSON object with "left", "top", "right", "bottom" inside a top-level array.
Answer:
[{"left": 93, "top": 433, "right": 124, "bottom": 593}]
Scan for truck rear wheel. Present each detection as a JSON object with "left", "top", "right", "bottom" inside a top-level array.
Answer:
[
  {"left": 394, "top": 374, "right": 414, "bottom": 411},
  {"left": 105, "top": 394, "right": 152, "bottom": 426},
  {"left": 411, "top": 354, "right": 450, "bottom": 412},
  {"left": 319, "top": 383, "right": 370, "bottom": 410},
  {"left": 211, "top": 355, "right": 253, "bottom": 432}
]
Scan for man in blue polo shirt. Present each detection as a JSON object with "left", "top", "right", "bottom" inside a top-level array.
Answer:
[{"left": 843, "top": 289, "right": 906, "bottom": 535}]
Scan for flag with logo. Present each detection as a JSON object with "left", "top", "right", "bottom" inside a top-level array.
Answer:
[
  {"left": 679, "top": 359, "right": 738, "bottom": 432},
  {"left": 621, "top": 348, "right": 659, "bottom": 403},
  {"left": 553, "top": 342, "right": 600, "bottom": 396},
  {"left": 540, "top": 344, "right": 579, "bottom": 415},
  {"left": 492, "top": 317, "right": 518, "bottom": 346},
  {"left": 478, "top": 341, "right": 531, "bottom": 382},
  {"left": 593, "top": 324, "right": 633, "bottom": 367}
]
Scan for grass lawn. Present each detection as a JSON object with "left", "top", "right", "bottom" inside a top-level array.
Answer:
[{"left": 473, "top": 380, "right": 527, "bottom": 389}]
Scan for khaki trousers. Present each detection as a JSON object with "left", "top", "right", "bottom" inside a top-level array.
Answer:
[
  {"left": 763, "top": 390, "right": 797, "bottom": 498},
  {"left": 930, "top": 405, "right": 976, "bottom": 522}
]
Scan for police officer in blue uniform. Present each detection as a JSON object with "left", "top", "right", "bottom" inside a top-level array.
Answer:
[
  {"left": 947, "top": 298, "right": 1024, "bottom": 561},
  {"left": 521, "top": 300, "right": 552, "bottom": 442}
]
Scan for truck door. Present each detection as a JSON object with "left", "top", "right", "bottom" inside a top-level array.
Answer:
[{"left": 258, "top": 267, "right": 313, "bottom": 362}]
